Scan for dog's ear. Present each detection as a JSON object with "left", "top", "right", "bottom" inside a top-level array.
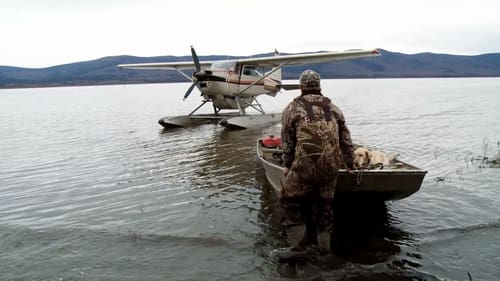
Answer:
[{"left": 365, "top": 149, "right": 372, "bottom": 165}]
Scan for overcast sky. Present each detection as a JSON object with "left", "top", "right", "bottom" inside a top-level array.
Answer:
[{"left": 2, "top": 0, "right": 500, "bottom": 68}]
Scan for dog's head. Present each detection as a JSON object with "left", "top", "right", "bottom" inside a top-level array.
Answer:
[{"left": 353, "top": 147, "right": 372, "bottom": 169}]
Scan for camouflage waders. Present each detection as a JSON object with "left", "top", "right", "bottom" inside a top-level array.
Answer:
[{"left": 280, "top": 94, "right": 351, "bottom": 253}]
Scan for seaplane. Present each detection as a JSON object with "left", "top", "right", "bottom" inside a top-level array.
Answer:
[{"left": 118, "top": 46, "right": 380, "bottom": 129}]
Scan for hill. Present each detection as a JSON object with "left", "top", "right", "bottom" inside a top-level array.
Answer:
[{"left": 1, "top": 49, "right": 500, "bottom": 89}]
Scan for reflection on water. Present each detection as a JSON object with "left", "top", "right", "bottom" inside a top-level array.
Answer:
[{"left": 332, "top": 196, "right": 408, "bottom": 263}]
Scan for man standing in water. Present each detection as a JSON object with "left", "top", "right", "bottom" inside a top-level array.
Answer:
[{"left": 279, "top": 70, "right": 355, "bottom": 260}]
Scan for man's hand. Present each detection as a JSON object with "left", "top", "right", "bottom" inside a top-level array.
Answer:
[
  {"left": 283, "top": 167, "right": 289, "bottom": 175},
  {"left": 346, "top": 167, "right": 355, "bottom": 175}
]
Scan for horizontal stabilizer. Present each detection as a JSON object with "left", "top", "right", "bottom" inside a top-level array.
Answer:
[{"left": 279, "top": 84, "right": 301, "bottom": 90}]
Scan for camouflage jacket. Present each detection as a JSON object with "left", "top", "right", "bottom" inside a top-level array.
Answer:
[{"left": 281, "top": 93, "right": 354, "bottom": 170}]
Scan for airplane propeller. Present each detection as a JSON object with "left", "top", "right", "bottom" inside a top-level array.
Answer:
[
  {"left": 183, "top": 46, "right": 202, "bottom": 100},
  {"left": 191, "top": 46, "right": 201, "bottom": 72}
]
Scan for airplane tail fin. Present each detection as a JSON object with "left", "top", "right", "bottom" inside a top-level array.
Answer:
[
  {"left": 266, "top": 49, "right": 282, "bottom": 81},
  {"left": 263, "top": 49, "right": 283, "bottom": 97}
]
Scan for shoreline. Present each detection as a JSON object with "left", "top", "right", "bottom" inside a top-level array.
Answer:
[{"left": 2, "top": 75, "right": 500, "bottom": 90}]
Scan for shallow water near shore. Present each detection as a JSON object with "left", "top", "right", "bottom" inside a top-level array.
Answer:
[{"left": 1, "top": 78, "right": 499, "bottom": 280}]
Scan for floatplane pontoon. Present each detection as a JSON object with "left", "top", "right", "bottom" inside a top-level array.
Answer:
[{"left": 118, "top": 47, "right": 380, "bottom": 129}]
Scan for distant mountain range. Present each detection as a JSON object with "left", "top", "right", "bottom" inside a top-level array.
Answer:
[{"left": 1, "top": 49, "right": 500, "bottom": 89}]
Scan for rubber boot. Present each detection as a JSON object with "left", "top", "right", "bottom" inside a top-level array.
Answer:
[
  {"left": 286, "top": 223, "right": 307, "bottom": 250},
  {"left": 275, "top": 224, "right": 308, "bottom": 263},
  {"left": 316, "top": 230, "right": 331, "bottom": 255}
]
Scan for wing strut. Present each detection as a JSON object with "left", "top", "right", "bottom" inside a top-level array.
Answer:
[
  {"left": 188, "top": 100, "right": 209, "bottom": 116},
  {"left": 174, "top": 69, "right": 193, "bottom": 81}
]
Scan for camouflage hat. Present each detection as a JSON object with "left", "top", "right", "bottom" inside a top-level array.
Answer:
[{"left": 299, "top": 70, "right": 321, "bottom": 91}]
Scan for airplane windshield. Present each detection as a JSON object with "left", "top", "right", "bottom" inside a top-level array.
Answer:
[{"left": 211, "top": 60, "right": 237, "bottom": 71}]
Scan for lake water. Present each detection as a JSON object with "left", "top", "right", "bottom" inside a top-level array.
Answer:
[{"left": 1, "top": 78, "right": 499, "bottom": 281}]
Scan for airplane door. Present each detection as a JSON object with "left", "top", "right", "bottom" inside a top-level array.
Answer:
[{"left": 240, "top": 65, "right": 263, "bottom": 95}]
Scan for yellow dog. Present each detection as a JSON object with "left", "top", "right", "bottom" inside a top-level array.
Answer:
[{"left": 353, "top": 147, "right": 399, "bottom": 169}]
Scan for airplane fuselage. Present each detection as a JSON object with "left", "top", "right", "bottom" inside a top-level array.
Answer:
[{"left": 198, "top": 62, "right": 281, "bottom": 110}]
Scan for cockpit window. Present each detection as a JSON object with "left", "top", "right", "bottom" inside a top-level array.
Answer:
[{"left": 242, "top": 66, "right": 262, "bottom": 76}]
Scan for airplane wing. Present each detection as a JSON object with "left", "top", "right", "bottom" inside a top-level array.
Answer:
[
  {"left": 237, "top": 49, "right": 381, "bottom": 66},
  {"left": 117, "top": 61, "right": 212, "bottom": 70},
  {"left": 117, "top": 49, "right": 380, "bottom": 70}
]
